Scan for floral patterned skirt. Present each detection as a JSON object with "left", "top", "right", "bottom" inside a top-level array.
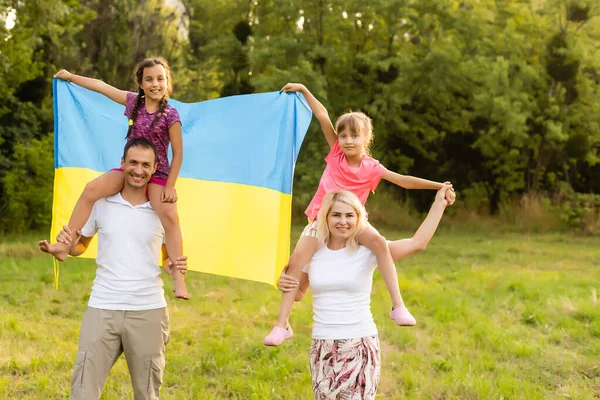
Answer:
[{"left": 309, "top": 335, "right": 380, "bottom": 400}]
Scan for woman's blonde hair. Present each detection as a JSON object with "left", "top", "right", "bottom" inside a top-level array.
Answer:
[
  {"left": 334, "top": 111, "right": 374, "bottom": 156},
  {"left": 316, "top": 190, "right": 366, "bottom": 251}
]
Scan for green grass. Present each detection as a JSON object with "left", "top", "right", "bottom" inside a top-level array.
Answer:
[{"left": 1, "top": 230, "right": 599, "bottom": 399}]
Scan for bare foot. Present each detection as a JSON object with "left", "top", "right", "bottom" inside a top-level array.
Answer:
[
  {"left": 38, "top": 240, "right": 69, "bottom": 262},
  {"left": 173, "top": 274, "right": 190, "bottom": 300}
]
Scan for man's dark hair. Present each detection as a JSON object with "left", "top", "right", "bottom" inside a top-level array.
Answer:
[{"left": 122, "top": 138, "right": 158, "bottom": 164}]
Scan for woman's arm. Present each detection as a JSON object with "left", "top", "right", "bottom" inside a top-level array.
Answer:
[
  {"left": 295, "top": 273, "right": 310, "bottom": 301},
  {"left": 277, "top": 269, "right": 310, "bottom": 301},
  {"left": 281, "top": 83, "right": 337, "bottom": 149},
  {"left": 54, "top": 69, "right": 128, "bottom": 105},
  {"left": 388, "top": 185, "right": 453, "bottom": 261},
  {"left": 162, "top": 122, "right": 183, "bottom": 202}
]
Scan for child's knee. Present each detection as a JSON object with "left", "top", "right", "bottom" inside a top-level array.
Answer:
[{"left": 158, "top": 208, "right": 179, "bottom": 227}]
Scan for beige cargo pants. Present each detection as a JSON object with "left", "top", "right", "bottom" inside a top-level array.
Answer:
[{"left": 69, "top": 306, "right": 170, "bottom": 400}]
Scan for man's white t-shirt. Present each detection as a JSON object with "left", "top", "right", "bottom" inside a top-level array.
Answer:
[
  {"left": 81, "top": 193, "right": 166, "bottom": 310},
  {"left": 307, "top": 244, "right": 378, "bottom": 340}
]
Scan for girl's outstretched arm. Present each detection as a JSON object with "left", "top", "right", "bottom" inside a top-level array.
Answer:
[
  {"left": 382, "top": 170, "right": 449, "bottom": 190},
  {"left": 388, "top": 185, "right": 453, "bottom": 261},
  {"left": 162, "top": 122, "right": 183, "bottom": 202},
  {"left": 54, "top": 69, "right": 128, "bottom": 105},
  {"left": 281, "top": 83, "right": 336, "bottom": 149}
]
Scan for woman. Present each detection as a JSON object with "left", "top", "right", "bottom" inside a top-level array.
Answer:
[{"left": 278, "top": 186, "right": 454, "bottom": 399}]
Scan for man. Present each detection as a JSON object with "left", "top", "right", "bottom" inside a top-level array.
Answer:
[{"left": 39, "top": 137, "right": 187, "bottom": 399}]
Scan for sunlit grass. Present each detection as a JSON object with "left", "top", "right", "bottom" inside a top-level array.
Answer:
[{"left": 1, "top": 230, "right": 599, "bottom": 399}]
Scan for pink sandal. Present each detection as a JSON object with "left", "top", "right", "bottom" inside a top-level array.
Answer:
[
  {"left": 263, "top": 326, "right": 293, "bottom": 346},
  {"left": 390, "top": 306, "right": 416, "bottom": 326}
]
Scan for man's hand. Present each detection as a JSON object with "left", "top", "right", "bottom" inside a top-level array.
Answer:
[
  {"left": 56, "top": 225, "right": 83, "bottom": 249},
  {"left": 166, "top": 256, "right": 188, "bottom": 275}
]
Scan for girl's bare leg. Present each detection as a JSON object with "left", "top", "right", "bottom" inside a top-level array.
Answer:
[
  {"left": 148, "top": 183, "right": 188, "bottom": 300},
  {"left": 359, "top": 222, "right": 416, "bottom": 326},
  {"left": 264, "top": 235, "right": 318, "bottom": 346},
  {"left": 40, "top": 170, "right": 125, "bottom": 260}
]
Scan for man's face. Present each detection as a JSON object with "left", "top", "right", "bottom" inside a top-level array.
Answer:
[{"left": 120, "top": 146, "right": 157, "bottom": 189}]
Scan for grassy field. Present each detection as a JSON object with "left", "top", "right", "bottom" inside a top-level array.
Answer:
[{"left": 1, "top": 228, "right": 599, "bottom": 399}]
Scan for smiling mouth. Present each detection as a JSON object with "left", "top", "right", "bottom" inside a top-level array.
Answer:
[{"left": 130, "top": 174, "right": 145, "bottom": 182}]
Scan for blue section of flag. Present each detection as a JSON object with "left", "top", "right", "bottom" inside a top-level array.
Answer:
[{"left": 53, "top": 79, "right": 312, "bottom": 194}]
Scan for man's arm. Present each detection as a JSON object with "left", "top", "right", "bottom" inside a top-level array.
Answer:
[
  {"left": 161, "top": 244, "right": 188, "bottom": 275},
  {"left": 70, "top": 235, "right": 92, "bottom": 256},
  {"left": 55, "top": 225, "right": 92, "bottom": 256},
  {"left": 161, "top": 245, "right": 170, "bottom": 274}
]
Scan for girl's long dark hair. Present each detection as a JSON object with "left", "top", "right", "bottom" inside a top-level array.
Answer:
[{"left": 126, "top": 57, "right": 173, "bottom": 139}]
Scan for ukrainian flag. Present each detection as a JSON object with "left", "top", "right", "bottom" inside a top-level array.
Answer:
[{"left": 52, "top": 79, "right": 311, "bottom": 287}]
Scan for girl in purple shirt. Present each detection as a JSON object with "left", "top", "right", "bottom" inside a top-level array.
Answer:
[{"left": 43, "top": 57, "right": 188, "bottom": 299}]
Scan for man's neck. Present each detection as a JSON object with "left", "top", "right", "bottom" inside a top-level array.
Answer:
[{"left": 120, "top": 186, "right": 149, "bottom": 206}]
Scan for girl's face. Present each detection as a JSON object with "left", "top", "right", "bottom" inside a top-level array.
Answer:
[
  {"left": 337, "top": 127, "right": 367, "bottom": 158},
  {"left": 327, "top": 201, "right": 358, "bottom": 242},
  {"left": 141, "top": 64, "right": 168, "bottom": 101}
]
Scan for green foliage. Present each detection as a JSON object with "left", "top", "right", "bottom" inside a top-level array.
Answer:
[
  {"left": 0, "top": 134, "right": 53, "bottom": 232},
  {"left": 0, "top": 0, "right": 599, "bottom": 231},
  {"left": 553, "top": 183, "right": 600, "bottom": 233}
]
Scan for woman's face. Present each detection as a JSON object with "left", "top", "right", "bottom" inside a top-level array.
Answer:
[{"left": 327, "top": 201, "right": 358, "bottom": 241}]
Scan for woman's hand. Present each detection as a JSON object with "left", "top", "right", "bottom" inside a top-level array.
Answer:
[
  {"left": 277, "top": 271, "right": 300, "bottom": 292},
  {"left": 54, "top": 69, "right": 73, "bottom": 82},
  {"left": 436, "top": 184, "right": 455, "bottom": 206},
  {"left": 440, "top": 182, "right": 456, "bottom": 206},
  {"left": 161, "top": 186, "right": 178, "bottom": 203},
  {"left": 281, "top": 83, "right": 306, "bottom": 93}
]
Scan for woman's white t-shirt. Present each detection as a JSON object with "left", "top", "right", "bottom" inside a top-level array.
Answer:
[{"left": 307, "top": 244, "right": 378, "bottom": 340}]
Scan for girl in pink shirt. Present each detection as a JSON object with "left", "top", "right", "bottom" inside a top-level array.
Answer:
[
  {"left": 40, "top": 57, "right": 188, "bottom": 299},
  {"left": 264, "top": 83, "right": 455, "bottom": 346}
]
